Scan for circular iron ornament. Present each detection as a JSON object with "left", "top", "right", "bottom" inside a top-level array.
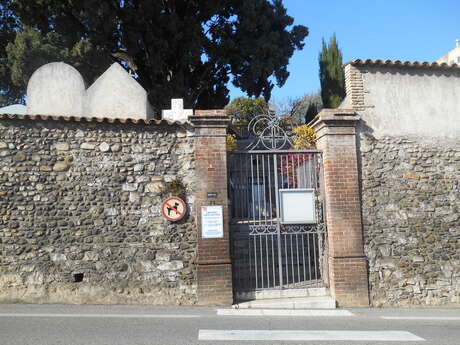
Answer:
[
  {"left": 161, "top": 196, "right": 186, "bottom": 221},
  {"left": 249, "top": 224, "right": 278, "bottom": 235},
  {"left": 247, "top": 112, "right": 294, "bottom": 150}
]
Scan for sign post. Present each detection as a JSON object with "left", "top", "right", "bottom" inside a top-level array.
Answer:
[{"left": 161, "top": 196, "right": 186, "bottom": 222}]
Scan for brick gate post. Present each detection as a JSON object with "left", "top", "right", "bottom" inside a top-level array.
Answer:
[
  {"left": 190, "top": 110, "right": 233, "bottom": 305},
  {"left": 310, "top": 109, "right": 369, "bottom": 307}
]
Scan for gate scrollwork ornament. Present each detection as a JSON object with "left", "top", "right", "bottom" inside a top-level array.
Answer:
[{"left": 247, "top": 111, "right": 294, "bottom": 150}]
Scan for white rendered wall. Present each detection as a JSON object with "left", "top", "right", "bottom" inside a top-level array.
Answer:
[{"left": 359, "top": 67, "right": 460, "bottom": 139}]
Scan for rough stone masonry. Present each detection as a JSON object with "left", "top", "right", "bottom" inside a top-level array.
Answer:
[
  {"left": 360, "top": 134, "right": 460, "bottom": 306},
  {"left": 0, "top": 117, "right": 197, "bottom": 304}
]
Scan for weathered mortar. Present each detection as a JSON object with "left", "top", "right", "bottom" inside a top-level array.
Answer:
[
  {"left": 360, "top": 133, "right": 460, "bottom": 306},
  {"left": 0, "top": 118, "right": 197, "bottom": 304}
]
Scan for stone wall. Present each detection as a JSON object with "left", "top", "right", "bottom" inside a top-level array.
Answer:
[
  {"left": 0, "top": 117, "right": 197, "bottom": 304},
  {"left": 360, "top": 133, "right": 460, "bottom": 306}
]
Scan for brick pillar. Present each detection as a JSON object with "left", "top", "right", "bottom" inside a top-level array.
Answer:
[
  {"left": 310, "top": 109, "right": 369, "bottom": 307},
  {"left": 190, "top": 110, "right": 233, "bottom": 305}
]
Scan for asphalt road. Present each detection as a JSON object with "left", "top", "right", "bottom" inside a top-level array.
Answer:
[{"left": 0, "top": 304, "right": 459, "bottom": 345}]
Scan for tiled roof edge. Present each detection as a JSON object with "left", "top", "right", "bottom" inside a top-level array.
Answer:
[
  {"left": 0, "top": 113, "right": 189, "bottom": 125},
  {"left": 344, "top": 59, "right": 460, "bottom": 70}
]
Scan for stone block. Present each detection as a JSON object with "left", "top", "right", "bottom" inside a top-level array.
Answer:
[
  {"left": 13, "top": 152, "right": 26, "bottom": 161},
  {"left": 137, "top": 261, "right": 156, "bottom": 273},
  {"left": 133, "top": 164, "right": 144, "bottom": 172},
  {"left": 122, "top": 183, "right": 138, "bottom": 192},
  {"left": 84, "top": 63, "right": 154, "bottom": 119},
  {"left": 104, "top": 208, "right": 118, "bottom": 216},
  {"left": 55, "top": 142, "right": 70, "bottom": 151},
  {"left": 156, "top": 251, "right": 171, "bottom": 262},
  {"left": 26, "top": 62, "right": 85, "bottom": 116},
  {"left": 50, "top": 253, "right": 67, "bottom": 262},
  {"left": 145, "top": 182, "right": 162, "bottom": 194},
  {"left": 129, "top": 192, "right": 140, "bottom": 203},
  {"left": 81, "top": 143, "right": 95, "bottom": 150},
  {"left": 83, "top": 251, "right": 99, "bottom": 261},
  {"left": 111, "top": 144, "right": 121, "bottom": 152},
  {"left": 157, "top": 260, "right": 184, "bottom": 271},
  {"left": 53, "top": 162, "right": 70, "bottom": 172},
  {"left": 99, "top": 142, "right": 110, "bottom": 152}
]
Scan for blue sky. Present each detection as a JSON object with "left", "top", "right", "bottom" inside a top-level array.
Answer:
[{"left": 229, "top": 0, "right": 460, "bottom": 102}]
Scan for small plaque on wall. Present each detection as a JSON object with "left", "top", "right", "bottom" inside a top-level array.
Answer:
[
  {"left": 279, "top": 189, "right": 316, "bottom": 224},
  {"left": 201, "top": 205, "right": 224, "bottom": 238}
]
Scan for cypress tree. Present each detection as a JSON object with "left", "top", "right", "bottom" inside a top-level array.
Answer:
[{"left": 319, "top": 34, "right": 345, "bottom": 108}]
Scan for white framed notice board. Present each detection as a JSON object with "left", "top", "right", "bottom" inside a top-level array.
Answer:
[{"left": 279, "top": 189, "right": 316, "bottom": 224}]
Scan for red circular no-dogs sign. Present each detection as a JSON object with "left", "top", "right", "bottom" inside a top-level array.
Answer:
[{"left": 161, "top": 196, "right": 187, "bottom": 221}]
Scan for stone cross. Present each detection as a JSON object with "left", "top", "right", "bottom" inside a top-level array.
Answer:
[{"left": 162, "top": 99, "right": 193, "bottom": 122}]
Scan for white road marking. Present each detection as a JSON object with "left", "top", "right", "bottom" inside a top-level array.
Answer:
[
  {"left": 0, "top": 313, "right": 200, "bottom": 318},
  {"left": 217, "top": 309, "right": 353, "bottom": 317},
  {"left": 382, "top": 316, "right": 460, "bottom": 321},
  {"left": 198, "top": 330, "right": 425, "bottom": 341}
]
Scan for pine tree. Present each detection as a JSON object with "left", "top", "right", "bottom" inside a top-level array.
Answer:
[{"left": 319, "top": 34, "right": 345, "bottom": 108}]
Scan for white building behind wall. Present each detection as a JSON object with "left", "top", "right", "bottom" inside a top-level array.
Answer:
[{"left": 437, "top": 40, "right": 460, "bottom": 65}]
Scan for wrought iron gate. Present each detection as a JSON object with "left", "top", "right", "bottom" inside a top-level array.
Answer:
[{"left": 228, "top": 114, "right": 327, "bottom": 295}]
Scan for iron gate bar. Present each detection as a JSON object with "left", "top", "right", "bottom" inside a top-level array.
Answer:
[{"left": 273, "top": 154, "right": 283, "bottom": 287}]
